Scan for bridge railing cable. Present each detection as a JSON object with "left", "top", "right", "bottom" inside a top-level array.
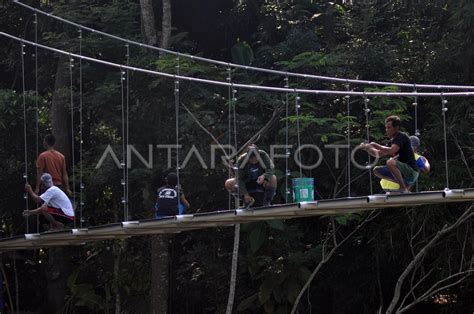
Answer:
[
  {"left": 13, "top": 0, "right": 474, "bottom": 91},
  {"left": 3, "top": 32, "right": 474, "bottom": 99}
]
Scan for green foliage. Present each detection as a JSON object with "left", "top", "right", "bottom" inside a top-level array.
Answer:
[
  {"left": 0, "top": 0, "right": 473, "bottom": 313},
  {"left": 231, "top": 40, "right": 254, "bottom": 65},
  {"left": 62, "top": 269, "right": 105, "bottom": 313}
]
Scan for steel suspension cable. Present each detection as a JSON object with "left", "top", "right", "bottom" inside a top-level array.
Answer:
[
  {"left": 69, "top": 56, "right": 77, "bottom": 228},
  {"left": 5, "top": 31, "right": 474, "bottom": 99},
  {"left": 78, "top": 29, "right": 84, "bottom": 227},
  {"left": 120, "top": 69, "right": 127, "bottom": 220},
  {"left": 227, "top": 68, "right": 232, "bottom": 210},
  {"left": 175, "top": 58, "right": 181, "bottom": 211},
  {"left": 232, "top": 87, "right": 239, "bottom": 206},
  {"left": 34, "top": 12, "right": 40, "bottom": 232},
  {"left": 21, "top": 43, "right": 29, "bottom": 233},
  {"left": 363, "top": 96, "right": 373, "bottom": 195},
  {"left": 441, "top": 96, "right": 450, "bottom": 189},
  {"left": 345, "top": 85, "right": 351, "bottom": 197},
  {"left": 284, "top": 76, "right": 290, "bottom": 203},
  {"left": 412, "top": 92, "right": 419, "bottom": 192},
  {"left": 125, "top": 44, "right": 130, "bottom": 220},
  {"left": 34, "top": 13, "right": 39, "bottom": 166},
  {"left": 295, "top": 94, "right": 302, "bottom": 178},
  {"left": 13, "top": 1, "right": 474, "bottom": 92}
]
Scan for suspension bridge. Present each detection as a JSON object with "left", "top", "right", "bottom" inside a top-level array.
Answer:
[{"left": 0, "top": 1, "right": 473, "bottom": 251}]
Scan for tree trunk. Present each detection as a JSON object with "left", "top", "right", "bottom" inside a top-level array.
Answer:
[
  {"left": 140, "top": 0, "right": 159, "bottom": 46},
  {"left": 151, "top": 234, "right": 170, "bottom": 314},
  {"left": 51, "top": 54, "right": 71, "bottom": 164},
  {"left": 147, "top": 0, "right": 173, "bottom": 312},
  {"left": 324, "top": 3, "right": 336, "bottom": 50},
  {"left": 45, "top": 248, "right": 71, "bottom": 313},
  {"left": 160, "top": 0, "right": 172, "bottom": 50},
  {"left": 44, "top": 52, "right": 73, "bottom": 314},
  {"left": 113, "top": 244, "right": 122, "bottom": 314}
]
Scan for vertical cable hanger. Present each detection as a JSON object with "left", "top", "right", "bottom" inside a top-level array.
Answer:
[
  {"left": 441, "top": 94, "right": 449, "bottom": 190},
  {"left": 21, "top": 42, "right": 30, "bottom": 233},
  {"left": 412, "top": 87, "right": 419, "bottom": 192},
  {"left": 33, "top": 12, "right": 40, "bottom": 232},
  {"left": 345, "top": 83, "right": 351, "bottom": 197},
  {"left": 295, "top": 92, "right": 302, "bottom": 178},
  {"left": 232, "top": 85, "right": 239, "bottom": 208},
  {"left": 175, "top": 57, "right": 181, "bottom": 211},
  {"left": 284, "top": 75, "right": 290, "bottom": 203},
  {"left": 78, "top": 29, "right": 84, "bottom": 227},
  {"left": 227, "top": 66, "right": 232, "bottom": 210},
  {"left": 69, "top": 55, "right": 77, "bottom": 228},
  {"left": 33, "top": 13, "right": 39, "bottom": 160},
  {"left": 120, "top": 68, "right": 127, "bottom": 221},
  {"left": 363, "top": 94, "right": 373, "bottom": 195},
  {"left": 125, "top": 43, "right": 130, "bottom": 220}
]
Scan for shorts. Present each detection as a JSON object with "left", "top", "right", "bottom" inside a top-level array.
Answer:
[
  {"left": 376, "top": 161, "right": 419, "bottom": 185},
  {"left": 47, "top": 207, "right": 74, "bottom": 224}
]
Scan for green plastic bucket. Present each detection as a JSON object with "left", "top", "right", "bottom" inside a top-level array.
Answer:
[{"left": 292, "top": 178, "right": 314, "bottom": 202}]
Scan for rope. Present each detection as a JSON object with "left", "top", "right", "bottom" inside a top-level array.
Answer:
[
  {"left": 78, "top": 29, "right": 84, "bottom": 227},
  {"left": 13, "top": 1, "right": 474, "bottom": 91},
  {"left": 4, "top": 31, "right": 474, "bottom": 98},
  {"left": 441, "top": 96, "right": 449, "bottom": 189},
  {"left": 345, "top": 85, "right": 351, "bottom": 197},
  {"left": 120, "top": 68, "right": 127, "bottom": 220},
  {"left": 295, "top": 93, "right": 302, "bottom": 178},
  {"left": 125, "top": 44, "right": 130, "bottom": 220},
  {"left": 20, "top": 42, "right": 29, "bottom": 233},
  {"left": 284, "top": 76, "right": 290, "bottom": 203},
  {"left": 363, "top": 96, "right": 373, "bottom": 195},
  {"left": 175, "top": 58, "right": 180, "bottom": 211},
  {"left": 34, "top": 12, "right": 40, "bottom": 232},
  {"left": 69, "top": 56, "right": 77, "bottom": 228}
]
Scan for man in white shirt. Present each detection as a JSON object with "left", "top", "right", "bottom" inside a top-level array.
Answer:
[{"left": 24, "top": 173, "right": 75, "bottom": 230}]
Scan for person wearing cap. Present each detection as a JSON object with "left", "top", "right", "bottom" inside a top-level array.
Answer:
[
  {"left": 360, "top": 115, "right": 419, "bottom": 193},
  {"left": 35, "top": 134, "right": 72, "bottom": 196},
  {"left": 224, "top": 144, "right": 277, "bottom": 208},
  {"left": 380, "top": 135, "right": 431, "bottom": 192},
  {"left": 155, "top": 173, "right": 190, "bottom": 218},
  {"left": 24, "top": 173, "right": 75, "bottom": 230}
]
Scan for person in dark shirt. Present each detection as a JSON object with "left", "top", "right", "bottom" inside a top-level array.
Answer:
[
  {"left": 360, "top": 115, "right": 419, "bottom": 193},
  {"left": 155, "top": 173, "right": 190, "bottom": 218},
  {"left": 224, "top": 144, "right": 277, "bottom": 207}
]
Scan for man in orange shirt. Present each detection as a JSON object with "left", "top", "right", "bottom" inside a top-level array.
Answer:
[{"left": 35, "top": 134, "right": 72, "bottom": 196}]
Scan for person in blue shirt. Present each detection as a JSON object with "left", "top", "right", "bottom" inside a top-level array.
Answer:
[{"left": 155, "top": 173, "right": 190, "bottom": 219}]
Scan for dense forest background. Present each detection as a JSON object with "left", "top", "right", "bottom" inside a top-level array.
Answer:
[{"left": 0, "top": 0, "right": 473, "bottom": 313}]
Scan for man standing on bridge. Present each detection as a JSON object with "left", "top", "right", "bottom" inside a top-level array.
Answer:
[{"left": 35, "top": 134, "right": 72, "bottom": 196}]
